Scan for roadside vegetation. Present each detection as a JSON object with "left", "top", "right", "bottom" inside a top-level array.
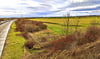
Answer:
[{"left": 1, "top": 16, "right": 100, "bottom": 59}]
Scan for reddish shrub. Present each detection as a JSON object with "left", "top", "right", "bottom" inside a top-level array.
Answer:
[
  {"left": 41, "top": 26, "right": 100, "bottom": 56},
  {"left": 42, "top": 34, "right": 77, "bottom": 56},
  {"left": 51, "top": 35, "right": 77, "bottom": 50},
  {"left": 84, "top": 26, "right": 100, "bottom": 43},
  {"left": 76, "top": 26, "right": 100, "bottom": 45}
]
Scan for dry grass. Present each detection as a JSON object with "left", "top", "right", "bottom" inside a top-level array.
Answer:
[
  {"left": 22, "top": 39, "right": 100, "bottom": 59},
  {"left": 22, "top": 25, "right": 100, "bottom": 59}
]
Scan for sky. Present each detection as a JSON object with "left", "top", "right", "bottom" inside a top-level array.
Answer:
[{"left": 0, "top": 0, "right": 100, "bottom": 18}]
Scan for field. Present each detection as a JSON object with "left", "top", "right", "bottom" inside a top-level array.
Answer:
[
  {"left": 1, "top": 16, "right": 100, "bottom": 59},
  {"left": 29, "top": 16, "right": 100, "bottom": 34}
]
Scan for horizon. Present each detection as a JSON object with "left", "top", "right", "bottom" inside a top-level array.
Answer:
[{"left": 0, "top": 14, "right": 96, "bottom": 18}]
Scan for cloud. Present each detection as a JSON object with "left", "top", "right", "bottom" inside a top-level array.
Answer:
[
  {"left": 71, "top": 0, "right": 88, "bottom": 3},
  {"left": 72, "top": 6, "right": 100, "bottom": 11},
  {"left": 0, "top": 0, "right": 100, "bottom": 17},
  {"left": 68, "top": 4, "right": 100, "bottom": 11}
]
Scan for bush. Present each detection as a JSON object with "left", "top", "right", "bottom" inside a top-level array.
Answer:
[
  {"left": 24, "top": 40, "right": 35, "bottom": 49},
  {"left": 40, "top": 26, "right": 100, "bottom": 56},
  {"left": 24, "top": 24, "right": 40, "bottom": 32},
  {"left": 41, "top": 34, "right": 78, "bottom": 56},
  {"left": 75, "top": 26, "right": 100, "bottom": 45},
  {"left": 0, "top": 19, "right": 4, "bottom": 21},
  {"left": 84, "top": 26, "right": 100, "bottom": 43},
  {"left": 22, "top": 26, "right": 100, "bottom": 58},
  {"left": 40, "top": 37, "right": 47, "bottom": 42},
  {"left": 21, "top": 32, "right": 29, "bottom": 39},
  {"left": 15, "top": 19, "right": 47, "bottom": 32}
]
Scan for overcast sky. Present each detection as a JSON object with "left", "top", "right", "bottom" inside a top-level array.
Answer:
[{"left": 0, "top": 0, "right": 100, "bottom": 18}]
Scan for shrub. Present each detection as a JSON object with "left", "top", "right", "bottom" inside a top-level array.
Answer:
[
  {"left": 24, "top": 40, "right": 35, "bottom": 49},
  {"left": 22, "top": 26, "right": 100, "bottom": 58},
  {"left": 42, "top": 34, "right": 78, "bottom": 56},
  {"left": 84, "top": 26, "right": 100, "bottom": 43},
  {"left": 0, "top": 19, "right": 4, "bottom": 21},
  {"left": 15, "top": 19, "right": 47, "bottom": 32},
  {"left": 75, "top": 26, "right": 100, "bottom": 45},
  {"left": 24, "top": 24, "right": 40, "bottom": 32},
  {"left": 41, "top": 26, "right": 100, "bottom": 56},
  {"left": 21, "top": 32, "right": 29, "bottom": 39},
  {"left": 40, "top": 37, "right": 47, "bottom": 42}
]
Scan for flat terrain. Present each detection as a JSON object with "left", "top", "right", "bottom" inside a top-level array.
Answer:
[
  {"left": 29, "top": 16, "right": 100, "bottom": 34},
  {"left": 1, "top": 16, "right": 100, "bottom": 59}
]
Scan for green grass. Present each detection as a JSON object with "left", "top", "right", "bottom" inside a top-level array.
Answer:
[
  {"left": 1, "top": 22, "right": 26, "bottom": 59},
  {"left": 46, "top": 23, "right": 64, "bottom": 34},
  {"left": 28, "top": 49, "right": 42, "bottom": 54}
]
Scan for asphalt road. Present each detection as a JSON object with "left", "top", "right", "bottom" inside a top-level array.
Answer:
[{"left": 0, "top": 20, "right": 16, "bottom": 58}]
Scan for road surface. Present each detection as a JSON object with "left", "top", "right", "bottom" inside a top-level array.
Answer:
[{"left": 0, "top": 20, "right": 16, "bottom": 58}]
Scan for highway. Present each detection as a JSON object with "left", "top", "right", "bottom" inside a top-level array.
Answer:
[{"left": 0, "top": 20, "right": 16, "bottom": 58}]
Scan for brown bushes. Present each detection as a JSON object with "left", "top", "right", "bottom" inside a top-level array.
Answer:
[
  {"left": 22, "top": 25, "right": 100, "bottom": 58},
  {"left": 77, "top": 26, "right": 100, "bottom": 45},
  {"left": 21, "top": 25, "right": 100, "bottom": 59},
  {"left": 0, "top": 19, "right": 4, "bottom": 21},
  {"left": 24, "top": 25, "right": 39, "bottom": 32},
  {"left": 84, "top": 26, "right": 100, "bottom": 42},
  {"left": 24, "top": 40, "right": 35, "bottom": 49},
  {"left": 41, "top": 34, "right": 78, "bottom": 56},
  {"left": 21, "top": 32, "right": 29, "bottom": 39},
  {"left": 75, "top": 26, "right": 100, "bottom": 45},
  {"left": 40, "top": 26, "right": 100, "bottom": 56},
  {"left": 15, "top": 19, "right": 47, "bottom": 32},
  {"left": 51, "top": 35, "right": 77, "bottom": 50}
]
